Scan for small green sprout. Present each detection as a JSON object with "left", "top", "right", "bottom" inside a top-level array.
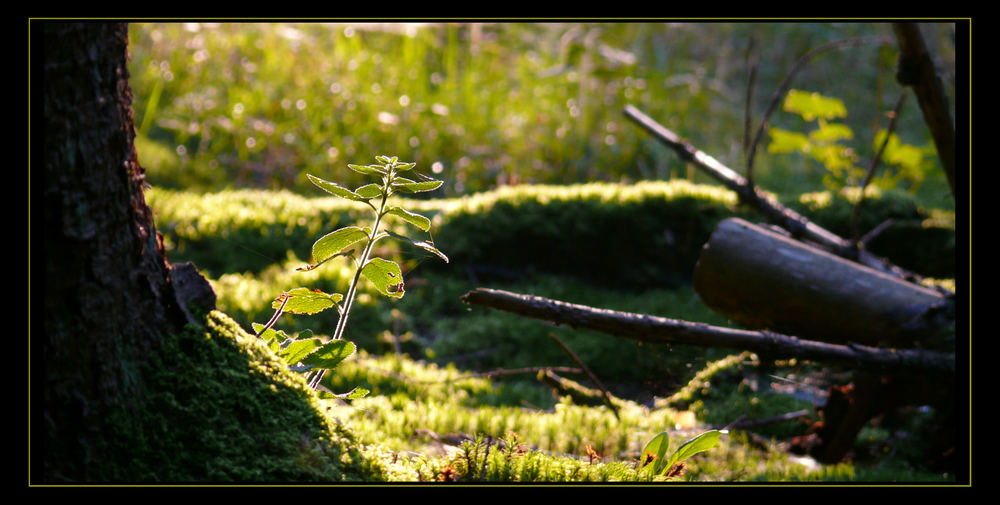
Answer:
[
  {"left": 252, "top": 155, "right": 447, "bottom": 399},
  {"left": 639, "top": 429, "right": 727, "bottom": 479}
]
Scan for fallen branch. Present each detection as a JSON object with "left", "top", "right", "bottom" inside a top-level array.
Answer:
[
  {"left": 460, "top": 288, "right": 954, "bottom": 377},
  {"left": 623, "top": 104, "right": 924, "bottom": 284},
  {"left": 723, "top": 409, "right": 813, "bottom": 431}
]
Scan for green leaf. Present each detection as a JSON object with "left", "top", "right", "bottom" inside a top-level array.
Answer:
[
  {"left": 274, "top": 287, "right": 344, "bottom": 315},
  {"left": 391, "top": 177, "right": 444, "bottom": 193},
  {"left": 665, "top": 430, "right": 727, "bottom": 470},
  {"left": 348, "top": 163, "right": 386, "bottom": 177},
  {"left": 252, "top": 323, "right": 279, "bottom": 342},
  {"left": 783, "top": 89, "right": 847, "bottom": 121},
  {"left": 385, "top": 230, "right": 449, "bottom": 263},
  {"left": 354, "top": 183, "right": 384, "bottom": 199},
  {"left": 385, "top": 206, "right": 431, "bottom": 232},
  {"left": 875, "top": 129, "right": 933, "bottom": 170},
  {"left": 307, "top": 174, "right": 366, "bottom": 201},
  {"left": 375, "top": 155, "right": 397, "bottom": 165},
  {"left": 361, "top": 257, "right": 405, "bottom": 298},
  {"left": 393, "top": 161, "right": 416, "bottom": 172},
  {"left": 310, "top": 226, "right": 369, "bottom": 266},
  {"left": 809, "top": 120, "right": 854, "bottom": 143},
  {"left": 301, "top": 339, "right": 356, "bottom": 369},
  {"left": 318, "top": 386, "right": 369, "bottom": 400},
  {"left": 639, "top": 431, "right": 671, "bottom": 475},
  {"left": 339, "top": 387, "right": 369, "bottom": 399},
  {"left": 277, "top": 337, "right": 324, "bottom": 366},
  {"left": 767, "top": 128, "right": 811, "bottom": 154}
]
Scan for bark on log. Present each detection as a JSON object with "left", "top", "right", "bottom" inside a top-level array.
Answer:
[
  {"left": 693, "top": 218, "right": 951, "bottom": 347},
  {"left": 460, "top": 288, "right": 954, "bottom": 376}
]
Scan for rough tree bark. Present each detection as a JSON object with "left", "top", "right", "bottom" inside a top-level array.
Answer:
[{"left": 38, "top": 22, "right": 214, "bottom": 481}]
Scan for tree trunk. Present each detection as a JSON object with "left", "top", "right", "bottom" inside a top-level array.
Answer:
[
  {"left": 892, "top": 23, "right": 956, "bottom": 199},
  {"left": 38, "top": 22, "right": 208, "bottom": 481}
]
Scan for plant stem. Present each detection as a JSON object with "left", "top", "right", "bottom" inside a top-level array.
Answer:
[{"left": 331, "top": 168, "right": 393, "bottom": 341}]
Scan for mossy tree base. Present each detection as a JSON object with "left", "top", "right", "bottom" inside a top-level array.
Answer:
[{"left": 89, "top": 311, "right": 384, "bottom": 483}]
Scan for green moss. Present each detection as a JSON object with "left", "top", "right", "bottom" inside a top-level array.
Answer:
[
  {"left": 99, "top": 310, "right": 385, "bottom": 482},
  {"left": 151, "top": 182, "right": 954, "bottom": 290}
]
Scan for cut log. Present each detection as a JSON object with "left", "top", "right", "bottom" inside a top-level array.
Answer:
[{"left": 693, "top": 218, "right": 951, "bottom": 347}]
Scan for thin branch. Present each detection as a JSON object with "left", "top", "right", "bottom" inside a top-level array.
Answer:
[
  {"left": 746, "top": 36, "right": 892, "bottom": 180},
  {"left": 548, "top": 333, "right": 620, "bottom": 420},
  {"left": 254, "top": 293, "right": 289, "bottom": 338},
  {"left": 461, "top": 288, "right": 954, "bottom": 377},
  {"left": 623, "top": 104, "right": 923, "bottom": 284},
  {"left": 743, "top": 34, "right": 759, "bottom": 186},
  {"left": 859, "top": 218, "right": 895, "bottom": 248},
  {"left": 850, "top": 92, "right": 908, "bottom": 245},
  {"left": 721, "top": 410, "right": 813, "bottom": 431}
]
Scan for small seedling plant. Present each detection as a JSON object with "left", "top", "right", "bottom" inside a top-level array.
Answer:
[
  {"left": 252, "top": 155, "right": 447, "bottom": 399},
  {"left": 639, "top": 429, "right": 727, "bottom": 479}
]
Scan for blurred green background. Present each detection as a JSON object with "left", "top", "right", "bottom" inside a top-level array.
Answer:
[{"left": 128, "top": 21, "right": 956, "bottom": 209}]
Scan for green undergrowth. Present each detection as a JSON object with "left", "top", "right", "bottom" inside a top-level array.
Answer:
[
  {"left": 141, "top": 182, "right": 956, "bottom": 482},
  {"left": 316, "top": 350, "right": 831, "bottom": 482},
  {"left": 107, "top": 306, "right": 949, "bottom": 482},
  {"left": 149, "top": 180, "right": 954, "bottom": 285},
  {"left": 314, "top": 350, "right": 949, "bottom": 482}
]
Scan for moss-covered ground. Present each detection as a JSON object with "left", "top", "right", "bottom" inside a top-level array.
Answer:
[{"left": 126, "top": 182, "right": 957, "bottom": 483}]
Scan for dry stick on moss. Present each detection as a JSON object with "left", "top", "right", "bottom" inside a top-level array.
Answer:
[
  {"left": 850, "top": 91, "right": 908, "bottom": 246},
  {"left": 548, "top": 333, "right": 620, "bottom": 420},
  {"left": 461, "top": 288, "right": 954, "bottom": 377},
  {"left": 622, "top": 104, "right": 923, "bottom": 285}
]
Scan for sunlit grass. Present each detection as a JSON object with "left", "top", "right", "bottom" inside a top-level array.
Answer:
[{"left": 128, "top": 22, "right": 952, "bottom": 203}]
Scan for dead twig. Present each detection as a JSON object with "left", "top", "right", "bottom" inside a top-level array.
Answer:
[
  {"left": 850, "top": 92, "right": 908, "bottom": 246},
  {"left": 548, "top": 332, "right": 620, "bottom": 420},
  {"left": 461, "top": 287, "right": 954, "bottom": 377}
]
